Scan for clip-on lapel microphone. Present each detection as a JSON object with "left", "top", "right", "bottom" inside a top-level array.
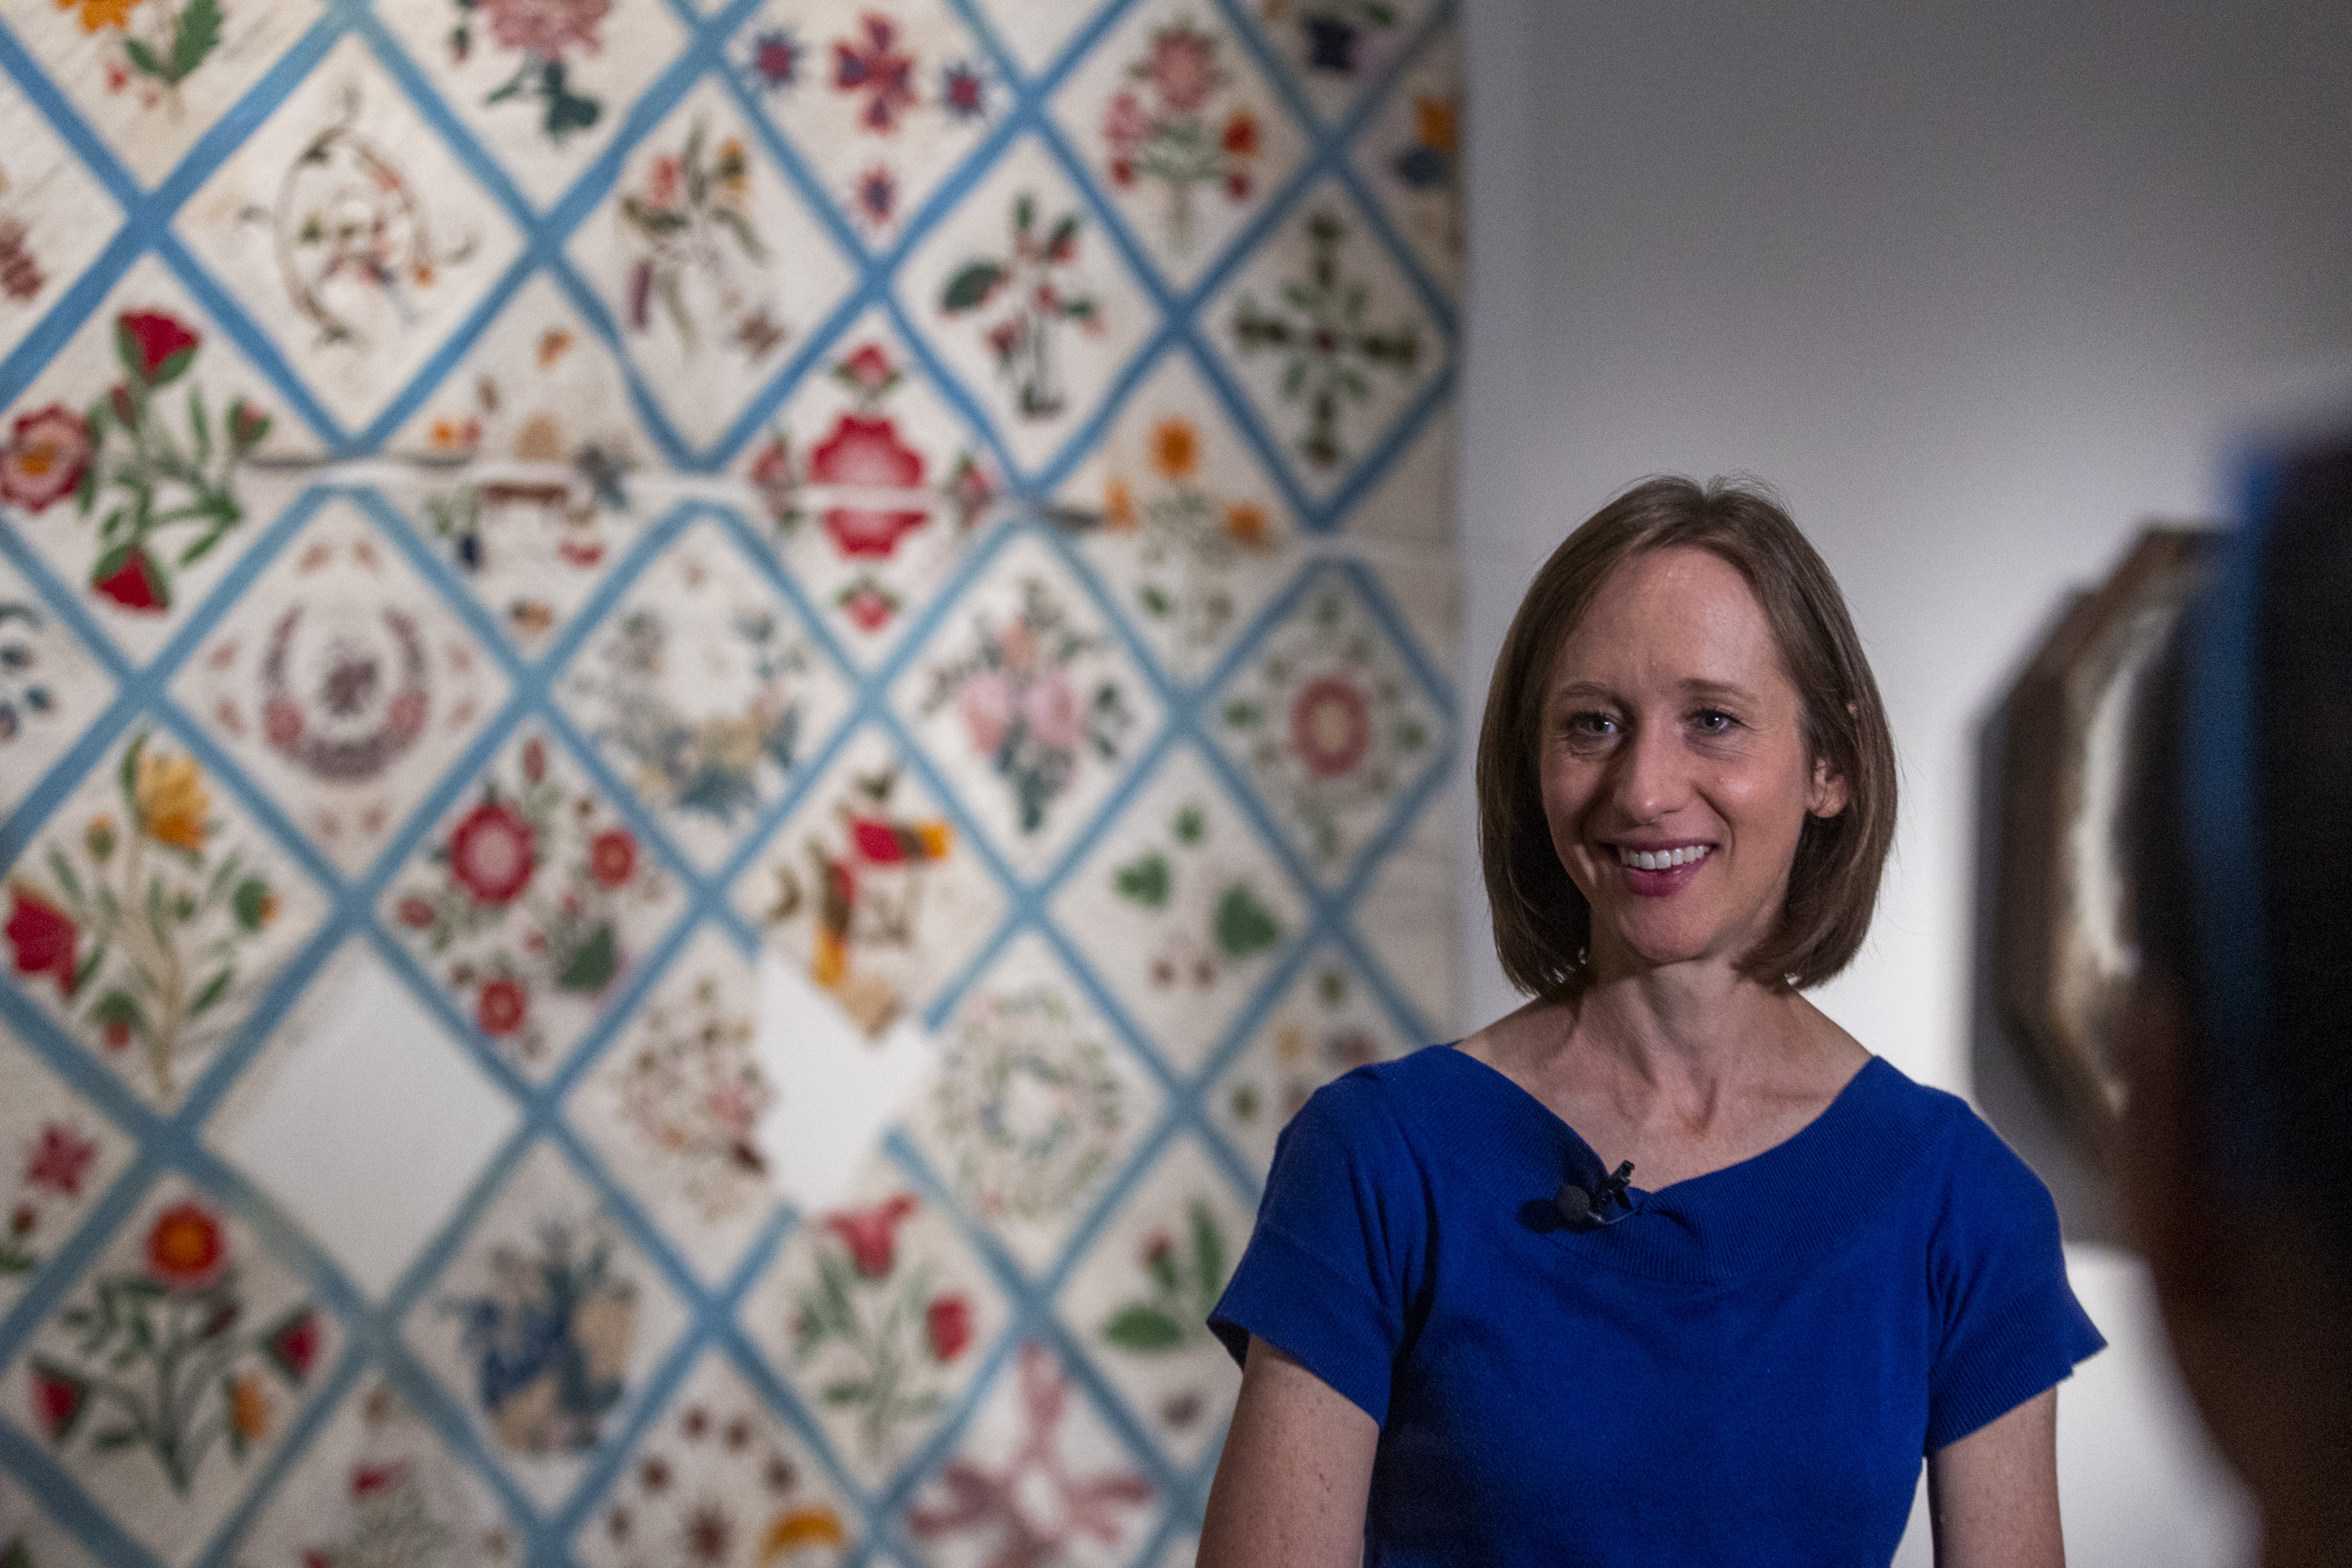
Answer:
[{"left": 1555, "top": 1160, "right": 1637, "bottom": 1229}]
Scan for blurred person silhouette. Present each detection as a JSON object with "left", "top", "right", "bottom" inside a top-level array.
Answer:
[{"left": 2122, "top": 432, "right": 2352, "bottom": 1568}]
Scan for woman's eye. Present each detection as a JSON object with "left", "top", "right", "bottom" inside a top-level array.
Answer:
[
  {"left": 1566, "top": 711, "right": 1617, "bottom": 738},
  {"left": 1693, "top": 709, "right": 1735, "bottom": 733}
]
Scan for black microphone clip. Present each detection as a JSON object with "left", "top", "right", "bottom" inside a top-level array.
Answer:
[{"left": 1553, "top": 1160, "right": 1637, "bottom": 1230}]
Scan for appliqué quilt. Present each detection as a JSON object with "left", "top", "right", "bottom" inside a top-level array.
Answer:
[{"left": 0, "top": 1, "right": 1464, "bottom": 1563}]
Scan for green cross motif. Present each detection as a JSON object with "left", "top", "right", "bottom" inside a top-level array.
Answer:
[{"left": 1229, "top": 208, "right": 1419, "bottom": 470}]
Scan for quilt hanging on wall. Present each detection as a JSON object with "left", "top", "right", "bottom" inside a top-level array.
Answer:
[{"left": 0, "top": 0, "right": 1464, "bottom": 1564}]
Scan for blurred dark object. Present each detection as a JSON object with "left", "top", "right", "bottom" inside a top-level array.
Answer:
[{"left": 1994, "top": 526, "right": 2217, "bottom": 1151}]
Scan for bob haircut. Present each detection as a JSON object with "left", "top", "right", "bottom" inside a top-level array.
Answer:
[{"left": 1475, "top": 476, "right": 1897, "bottom": 1000}]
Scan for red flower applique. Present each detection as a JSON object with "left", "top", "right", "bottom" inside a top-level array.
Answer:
[
  {"left": 146, "top": 1200, "right": 227, "bottom": 1290},
  {"left": 833, "top": 13, "right": 917, "bottom": 132},
  {"left": 925, "top": 1293, "right": 973, "bottom": 1362},
  {"left": 826, "top": 1192, "right": 917, "bottom": 1279},
  {"left": 116, "top": 310, "right": 200, "bottom": 387},
  {"left": 0, "top": 404, "right": 92, "bottom": 514},
  {"left": 24, "top": 1122, "right": 98, "bottom": 1198},
  {"left": 477, "top": 976, "right": 528, "bottom": 1037},
  {"left": 587, "top": 827, "right": 637, "bottom": 888},
  {"left": 812, "top": 415, "right": 926, "bottom": 558},
  {"left": 5, "top": 883, "right": 80, "bottom": 999},
  {"left": 449, "top": 799, "right": 535, "bottom": 904}
]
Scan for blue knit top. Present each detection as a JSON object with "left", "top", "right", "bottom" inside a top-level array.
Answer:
[{"left": 1208, "top": 1045, "right": 2105, "bottom": 1567}]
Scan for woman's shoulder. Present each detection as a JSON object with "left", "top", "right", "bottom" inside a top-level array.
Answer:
[{"left": 1838, "top": 1058, "right": 2063, "bottom": 1220}]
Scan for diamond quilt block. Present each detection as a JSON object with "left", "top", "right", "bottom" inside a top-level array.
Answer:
[
  {"left": 1207, "top": 944, "right": 1412, "bottom": 1174},
  {"left": 205, "top": 938, "right": 521, "bottom": 1301},
  {"left": 1056, "top": 1135, "right": 1250, "bottom": 1472},
  {"left": 729, "top": 724, "right": 1005, "bottom": 1042},
  {"left": 1203, "top": 180, "right": 1439, "bottom": 502},
  {"left": 376, "top": 0, "right": 690, "bottom": 212},
  {"left": 172, "top": 34, "right": 525, "bottom": 434},
  {"left": 572, "top": 1347, "right": 856, "bottom": 1568},
  {"left": 1050, "top": 0, "right": 1308, "bottom": 293},
  {"left": 388, "top": 271, "right": 659, "bottom": 660},
  {"left": 900, "top": 1341, "right": 1161, "bottom": 1568},
  {"left": 564, "top": 923, "right": 779, "bottom": 1287},
  {"left": 0, "top": 90, "right": 122, "bottom": 364},
  {"left": 906, "top": 931, "right": 1163, "bottom": 1277},
  {"left": 401, "top": 1138, "right": 691, "bottom": 1516},
  {"left": 223, "top": 1368, "right": 520, "bottom": 1568},
  {"left": 898, "top": 134, "right": 1156, "bottom": 477},
  {"left": 733, "top": 314, "right": 1003, "bottom": 666},
  {"left": 2, "top": 1174, "right": 339, "bottom": 1568},
  {"left": 2, "top": 0, "right": 320, "bottom": 190},
  {"left": 1207, "top": 563, "right": 1443, "bottom": 886},
  {"left": 730, "top": 0, "right": 1001, "bottom": 246},
  {"left": 2, "top": 256, "right": 318, "bottom": 667},
  {"left": 2, "top": 717, "right": 329, "bottom": 1112},
  {"left": 173, "top": 497, "right": 510, "bottom": 881},
  {"left": 382, "top": 720, "right": 684, "bottom": 1080},
  {"left": 0, "top": 554, "right": 118, "bottom": 822},
  {"left": 559, "top": 514, "right": 851, "bottom": 873},
  {"left": 1049, "top": 745, "right": 1306, "bottom": 1076},
  {"left": 1058, "top": 350, "right": 1298, "bottom": 686},
  {"left": 0, "top": 1022, "right": 135, "bottom": 1318},
  {"left": 566, "top": 76, "right": 859, "bottom": 456},
  {"left": 891, "top": 532, "right": 1160, "bottom": 882},
  {"left": 738, "top": 1159, "right": 1009, "bottom": 1494}
]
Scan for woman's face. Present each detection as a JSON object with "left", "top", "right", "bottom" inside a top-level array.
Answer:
[{"left": 1538, "top": 546, "right": 1846, "bottom": 979}]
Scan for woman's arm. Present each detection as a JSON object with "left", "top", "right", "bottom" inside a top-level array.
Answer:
[
  {"left": 1198, "top": 1335, "right": 1379, "bottom": 1568},
  {"left": 1926, "top": 1388, "right": 2063, "bottom": 1568}
]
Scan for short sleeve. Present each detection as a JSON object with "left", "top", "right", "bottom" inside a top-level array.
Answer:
[
  {"left": 1924, "top": 1114, "right": 2107, "bottom": 1450},
  {"left": 1207, "top": 1071, "right": 1427, "bottom": 1425}
]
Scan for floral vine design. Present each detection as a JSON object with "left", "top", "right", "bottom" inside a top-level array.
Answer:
[
  {"left": 1098, "top": 1200, "right": 1229, "bottom": 1371},
  {"left": 449, "top": 0, "right": 608, "bottom": 144},
  {"left": 568, "top": 602, "right": 815, "bottom": 830},
  {"left": 390, "top": 735, "right": 652, "bottom": 1064},
  {"left": 938, "top": 193, "right": 1102, "bottom": 420},
  {"left": 619, "top": 121, "right": 782, "bottom": 361},
  {"left": 906, "top": 1345, "right": 1152, "bottom": 1568},
  {"left": 1110, "top": 798, "right": 1283, "bottom": 993},
  {"left": 4, "top": 732, "right": 282, "bottom": 1103},
  {"left": 261, "top": 89, "right": 473, "bottom": 349},
  {"left": 917, "top": 578, "right": 1136, "bottom": 836},
  {"left": 1104, "top": 416, "right": 1275, "bottom": 672},
  {"left": 444, "top": 1218, "right": 637, "bottom": 1456},
  {"left": 791, "top": 1195, "right": 975, "bottom": 1463},
  {"left": 746, "top": 342, "right": 997, "bottom": 636},
  {"left": 26, "top": 1199, "right": 324, "bottom": 1494},
  {"left": 1102, "top": 20, "right": 1261, "bottom": 253},
  {"left": 59, "top": 0, "right": 226, "bottom": 111},
  {"left": 757, "top": 761, "right": 953, "bottom": 1038},
  {"left": 2, "top": 1123, "right": 101, "bottom": 1280},
  {"left": 1229, "top": 208, "right": 1419, "bottom": 470},
  {"left": 0, "top": 311, "right": 270, "bottom": 615},
  {"left": 933, "top": 985, "right": 1124, "bottom": 1225},
  {"left": 607, "top": 967, "right": 773, "bottom": 1222}
]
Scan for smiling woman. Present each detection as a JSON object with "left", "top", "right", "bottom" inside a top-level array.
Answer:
[{"left": 1200, "top": 477, "right": 2103, "bottom": 1568}]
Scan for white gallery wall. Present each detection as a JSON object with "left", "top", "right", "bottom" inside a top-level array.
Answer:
[{"left": 1454, "top": 2, "right": 2352, "bottom": 1563}]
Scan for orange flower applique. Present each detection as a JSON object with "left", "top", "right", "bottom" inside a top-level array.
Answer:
[{"left": 1149, "top": 418, "right": 1199, "bottom": 480}]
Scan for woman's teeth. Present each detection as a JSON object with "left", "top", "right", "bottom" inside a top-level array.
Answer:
[{"left": 1617, "top": 845, "right": 1709, "bottom": 871}]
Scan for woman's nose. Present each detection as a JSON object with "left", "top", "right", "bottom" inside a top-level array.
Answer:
[{"left": 1611, "top": 722, "right": 1688, "bottom": 823}]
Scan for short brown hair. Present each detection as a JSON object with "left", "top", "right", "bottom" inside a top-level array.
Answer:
[{"left": 1475, "top": 476, "right": 1897, "bottom": 1000}]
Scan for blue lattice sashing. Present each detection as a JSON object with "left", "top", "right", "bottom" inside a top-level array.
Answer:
[{"left": 0, "top": 2, "right": 1465, "bottom": 1566}]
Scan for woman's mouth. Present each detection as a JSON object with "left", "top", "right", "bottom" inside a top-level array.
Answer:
[{"left": 1610, "top": 843, "right": 1711, "bottom": 896}]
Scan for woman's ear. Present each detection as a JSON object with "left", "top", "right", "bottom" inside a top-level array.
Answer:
[{"left": 1807, "top": 754, "right": 1849, "bottom": 819}]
